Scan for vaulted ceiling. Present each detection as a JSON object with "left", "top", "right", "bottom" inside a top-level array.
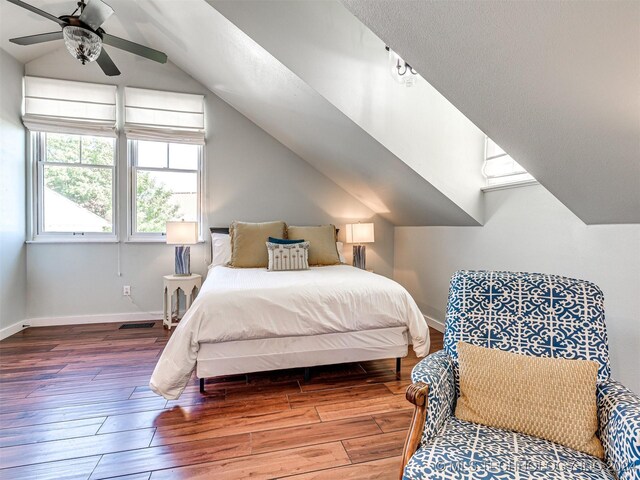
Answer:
[
  {"left": 1, "top": 0, "right": 484, "bottom": 227},
  {"left": 344, "top": 0, "right": 640, "bottom": 224},
  {"left": 2, "top": 0, "right": 638, "bottom": 225}
]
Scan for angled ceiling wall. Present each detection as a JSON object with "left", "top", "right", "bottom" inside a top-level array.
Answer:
[
  {"left": 344, "top": 0, "right": 640, "bottom": 225},
  {"left": 208, "top": 0, "right": 486, "bottom": 225},
  {"left": 1, "top": 0, "right": 487, "bottom": 226}
]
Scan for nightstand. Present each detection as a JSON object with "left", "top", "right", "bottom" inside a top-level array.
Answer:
[{"left": 163, "top": 274, "right": 202, "bottom": 330}]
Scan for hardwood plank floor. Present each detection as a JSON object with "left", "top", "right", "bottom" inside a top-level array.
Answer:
[{"left": 0, "top": 322, "right": 443, "bottom": 479}]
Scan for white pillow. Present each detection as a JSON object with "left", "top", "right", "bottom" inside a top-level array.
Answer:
[
  {"left": 211, "top": 233, "right": 231, "bottom": 267},
  {"left": 336, "top": 241, "right": 346, "bottom": 264}
]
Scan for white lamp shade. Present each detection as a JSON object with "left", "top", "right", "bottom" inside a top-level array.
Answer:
[
  {"left": 345, "top": 223, "right": 375, "bottom": 244},
  {"left": 166, "top": 221, "right": 198, "bottom": 245}
]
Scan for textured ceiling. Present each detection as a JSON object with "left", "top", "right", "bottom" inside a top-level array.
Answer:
[{"left": 343, "top": 0, "right": 640, "bottom": 224}]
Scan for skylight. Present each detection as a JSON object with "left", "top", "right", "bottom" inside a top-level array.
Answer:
[{"left": 483, "top": 138, "right": 536, "bottom": 188}]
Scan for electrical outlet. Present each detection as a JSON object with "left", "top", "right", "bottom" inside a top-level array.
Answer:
[{"left": 123, "top": 285, "right": 131, "bottom": 296}]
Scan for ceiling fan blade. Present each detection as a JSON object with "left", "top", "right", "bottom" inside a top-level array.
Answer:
[
  {"left": 102, "top": 33, "right": 167, "bottom": 64},
  {"left": 79, "top": 0, "right": 113, "bottom": 30},
  {"left": 96, "top": 48, "right": 120, "bottom": 76},
  {"left": 5, "top": 0, "right": 66, "bottom": 27},
  {"left": 9, "top": 31, "right": 63, "bottom": 45}
]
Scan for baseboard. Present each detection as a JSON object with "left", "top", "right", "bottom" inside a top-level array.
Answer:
[
  {"left": 0, "top": 320, "right": 27, "bottom": 340},
  {"left": 424, "top": 314, "right": 445, "bottom": 332},
  {"left": 24, "top": 311, "right": 163, "bottom": 328}
]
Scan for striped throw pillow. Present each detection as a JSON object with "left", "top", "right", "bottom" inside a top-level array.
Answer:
[{"left": 266, "top": 241, "right": 309, "bottom": 271}]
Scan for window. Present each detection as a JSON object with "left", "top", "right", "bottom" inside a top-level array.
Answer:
[
  {"left": 129, "top": 140, "right": 202, "bottom": 238},
  {"left": 124, "top": 87, "right": 205, "bottom": 240},
  {"left": 34, "top": 132, "right": 116, "bottom": 237},
  {"left": 482, "top": 137, "right": 536, "bottom": 188},
  {"left": 24, "top": 77, "right": 118, "bottom": 241}
]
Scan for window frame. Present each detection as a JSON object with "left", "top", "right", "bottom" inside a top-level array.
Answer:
[
  {"left": 481, "top": 136, "right": 538, "bottom": 192},
  {"left": 29, "top": 130, "right": 118, "bottom": 243},
  {"left": 127, "top": 138, "right": 204, "bottom": 243}
]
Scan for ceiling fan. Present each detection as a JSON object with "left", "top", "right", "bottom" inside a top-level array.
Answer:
[{"left": 6, "top": 0, "right": 167, "bottom": 76}]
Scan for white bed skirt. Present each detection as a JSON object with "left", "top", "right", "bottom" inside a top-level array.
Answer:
[{"left": 196, "top": 326, "right": 408, "bottom": 379}]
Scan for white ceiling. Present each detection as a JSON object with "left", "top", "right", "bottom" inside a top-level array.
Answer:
[
  {"left": 0, "top": 0, "right": 65, "bottom": 62},
  {"left": 5, "top": 0, "right": 636, "bottom": 225},
  {"left": 209, "top": 0, "right": 486, "bottom": 225},
  {"left": 343, "top": 0, "right": 640, "bottom": 224},
  {"left": 1, "top": 0, "right": 482, "bottom": 226}
]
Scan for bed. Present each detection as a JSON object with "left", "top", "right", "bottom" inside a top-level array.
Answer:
[{"left": 149, "top": 229, "right": 429, "bottom": 400}]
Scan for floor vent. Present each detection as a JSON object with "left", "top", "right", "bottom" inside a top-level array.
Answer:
[{"left": 119, "top": 322, "right": 155, "bottom": 329}]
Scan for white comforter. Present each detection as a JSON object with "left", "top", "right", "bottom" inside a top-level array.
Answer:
[{"left": 150, "top": 265, "right": 429, "bottom": 399}]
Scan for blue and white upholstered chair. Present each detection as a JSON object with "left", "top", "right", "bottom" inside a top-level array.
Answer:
[{"left": 400, "top": 271, "right": 640, "bottom": 480}]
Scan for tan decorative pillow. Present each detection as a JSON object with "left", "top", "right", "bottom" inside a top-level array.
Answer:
[
  {"left": 287, "top": 225, "right": 340, "bottom": 266},
  {"left": 229, "top": 221, "right": 287, "bottom": 268},
  {"left": 455, "top": 341, "right": 603, "bottom": 458}
]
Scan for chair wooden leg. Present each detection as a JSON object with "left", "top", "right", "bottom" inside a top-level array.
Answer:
[
  {"left": 399, "top": 381, "right": 429, "bottom": 480},
  {"left": 199, "top": 377, "right": 205, "bottom": 393}
]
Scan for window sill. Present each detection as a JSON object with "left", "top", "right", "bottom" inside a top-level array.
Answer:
[
  {"left": 27, "top": 237, "right": 119, "bottom": 244},
  {"left": 481, "top": 180, "right": 539, "bottom": 193}
]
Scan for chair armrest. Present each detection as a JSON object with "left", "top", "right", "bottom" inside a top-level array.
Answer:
[
  {"left": 411, "top": 349, "right": 457, "bottom": 442},
  {"left": 399, "top": 350, "right": 456, "bottom": 479},
  {"left": 400, "top": 381, "right": 429, "bottom": 478},
  {"left": 597, "top": 380, "right": 640, "bottom": 480}
]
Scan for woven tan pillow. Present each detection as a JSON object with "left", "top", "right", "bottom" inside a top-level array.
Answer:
[
  {"left": 287, "top": 225, "right": 340, "bottom": 266},
  {"left": 455, "top": 341, "right": 603, "bottom": 458},
  {"left": 229, "top": 221, "right": 287, "bottom": 268}
]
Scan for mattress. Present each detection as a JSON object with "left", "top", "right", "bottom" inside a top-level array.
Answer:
[
  {"left": 196, "top": 326, "right": 409, "bottom": 378},
  {"left": 150, "top": 265, "right": 429, "bottom": 399}
]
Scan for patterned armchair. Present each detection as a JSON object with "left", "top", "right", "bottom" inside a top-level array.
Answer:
[{"left": 400, "top": 271, "right": 640, "bottom": 480}]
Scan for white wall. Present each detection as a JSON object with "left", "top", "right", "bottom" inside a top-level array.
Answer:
[
  {"left": 394, "top": 184, "right": 640, "bottom": 393},
  {"left": 24, "top": 47, "right": 393, "bottom": 320},
  {"left": 0, "top": 48, "right": 27, "bottom": 336}
]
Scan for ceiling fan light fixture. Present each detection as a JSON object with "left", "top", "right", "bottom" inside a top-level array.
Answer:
[{"left": 63, "top": 25, "right": 102, "bottom": 64}]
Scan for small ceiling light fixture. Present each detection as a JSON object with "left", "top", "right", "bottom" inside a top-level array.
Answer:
[
  {"left": 63, "top": 25, "right": 102, "bottom": 64},
  {"left": 386, "top": 46, "right": 418, "bottom": 87}
]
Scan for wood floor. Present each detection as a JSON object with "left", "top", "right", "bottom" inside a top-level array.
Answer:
[{"left": 0, "top": 322, "right": 443, "bottom": 479}]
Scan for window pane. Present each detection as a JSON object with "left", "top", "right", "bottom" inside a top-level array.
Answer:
[
  {"left": 45, "top": 133, "right": 80, "bottom": 163},
  {"left": 169, "top": 143, "right": 199, "bottom": 170},
  {"left": 483, "top": 156, "right": 528, "bottom": 178},
  {"left": 487, "top": 172, "right": 534, "bottom": 186},
  {"left": 137, "top": 140, "right": 168, "bottom": 168},
  {"left": 485, "top": 138, "right": 506, "bottom": 159},
  {"left": 136, "top": 170, "right": 197, "bottom": 233},
  {"left": 81, "top": 136, "right": 115, "bottom": 166},
  {"left": 43, "top": 165, "right": 113, "bottom": 233}
]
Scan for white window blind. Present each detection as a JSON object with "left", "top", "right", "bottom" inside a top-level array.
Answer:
[
  {"left": 23, "top": 76, "right": 117, "bottom": 136},
  {"left": 483, "top": 137, "right": 535, "bottom": 187},
  {"left": 124, "top": 87, "right": 205, "bottom": 145}
]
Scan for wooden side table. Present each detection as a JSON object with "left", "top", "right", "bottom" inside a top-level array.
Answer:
[{"left": 163, "top": 274, "right": 202, "bottom": 330}]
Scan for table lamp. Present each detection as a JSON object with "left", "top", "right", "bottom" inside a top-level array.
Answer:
[
  {"left": 345, "top": 222, "right": 375, "bottom": 270},
  {"left": 166, "top": 221, "right": 198, "bottom": 276}
]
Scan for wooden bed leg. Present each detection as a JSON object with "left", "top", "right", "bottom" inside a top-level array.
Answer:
[
  {"left": 199, "top": 378, "right": 205, "bottom": 394},
  {"left": 399, "top": 382, "right": 429, "bottom": 480},
  {"left": 396, "top": 357, "right": 402, "bottom": 378},
  {"left": 303, "top": 367, "right": 310, "bottom": 382}
]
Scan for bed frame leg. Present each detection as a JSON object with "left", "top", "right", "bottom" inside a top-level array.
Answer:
[
  {"left": 304, "top": 367, "right": 310, "bottom": 382},
  {"left": 199, "top": 378, "right": 205, "bottom": 394},
  {"left": 396, "top": 357, "right": 402, "bottom": 378}
]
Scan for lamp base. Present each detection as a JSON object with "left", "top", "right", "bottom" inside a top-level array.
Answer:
[
  {"left": 353, "top": 245, "right": 366, "bottom": 270},
  {"left": 174, "top": 245, "right": 191, "bottom": 276}
]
